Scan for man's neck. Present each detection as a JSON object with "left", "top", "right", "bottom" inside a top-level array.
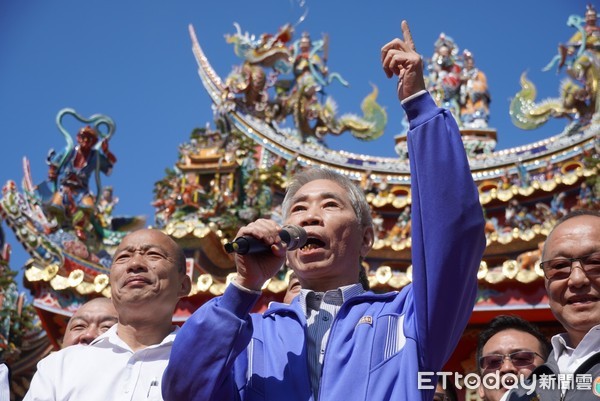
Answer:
[
  {"left": 116, "top": 320, "right": 174, "bottom": 352},
  {"left": 567, "top": 330, "right": 587, "bottom": 349},
  {"left": 301, "top": 277, "right": 359, "bottom": 293}
]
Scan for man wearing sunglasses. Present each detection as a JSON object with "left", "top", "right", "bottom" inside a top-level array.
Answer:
[
  {"left": 506, "top": 209, "right": 600, "bottom": 400},
  {"left": 476, "top": 315, "right": 550, "bottom": 401}
]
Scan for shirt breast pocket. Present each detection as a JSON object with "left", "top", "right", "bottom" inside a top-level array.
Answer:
[
  {"left": 146, "top": 382, "right": 161, "bottom": 401},
  {"left": 370, "top": 314, "right": 406, "bottom": 369}
]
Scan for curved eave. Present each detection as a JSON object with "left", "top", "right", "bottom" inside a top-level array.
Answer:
[{"left": 189, "top": 24, "right": 599, "bottom": 185}]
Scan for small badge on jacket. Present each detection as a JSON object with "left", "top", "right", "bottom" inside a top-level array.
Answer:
[{"left": 356, "top": 316, "right": 373, "bottom": 327}]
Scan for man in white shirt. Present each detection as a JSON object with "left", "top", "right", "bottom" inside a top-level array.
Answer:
[
  {"left": 0, "top": 362, "right": 9, "bottom": 401},
  {"left": 506, "top": 210, "right": 600, "bottom": 400},
  {"left": 24, "top": 228, "right": 191, "bottom": 401},
  {"left": 62, "top": 297, "right": 118, "bottom": 347}
]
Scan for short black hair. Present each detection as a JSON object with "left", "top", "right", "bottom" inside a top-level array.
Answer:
[
  {"left": 476, "top": 315, "right": 551, "bottom": 371},
  {"left": 438, "top": 376, "right": 458, "bottom": 401}
]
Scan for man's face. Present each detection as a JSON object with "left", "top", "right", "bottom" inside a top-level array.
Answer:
[
  {"left": 62, "top": 299, "right": 117, "bottom": 347},
  {"left": 434, "top": 382, "right": 452, "bottom": 401},
  {"left": 544, "top": 216, "right": 600, "bottom": 345},
  {"left": 110, "top": 229, "right": 189, "bottom": 317},
  {"left": 478, "top": 329, "right": 545, "bottom": 401},
  {"left": 77, "top": 132, "right": 97, "bottom": 150},
  {"left": 284, "top": 179, "right": 373, "bottom": 287}
]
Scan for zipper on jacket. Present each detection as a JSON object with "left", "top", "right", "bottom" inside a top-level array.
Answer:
[{"left": 316, "top": 294, "right": 378, "bottom": 400}]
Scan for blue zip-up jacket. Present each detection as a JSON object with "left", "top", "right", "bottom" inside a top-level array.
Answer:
[{"left": 163, "top": 93, "right": 486, "bottom": 401}]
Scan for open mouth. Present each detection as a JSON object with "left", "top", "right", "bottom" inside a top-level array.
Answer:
[
  {"left": 567, "top": 296, "right": 598, "bottom": 305},
  {"left": 301, "top": 237, "right": 325, "bottom": 251}
]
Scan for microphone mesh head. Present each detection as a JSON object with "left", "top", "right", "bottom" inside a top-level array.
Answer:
[{"left": 281, "top": 225, "right": 307, "bottom": 251}]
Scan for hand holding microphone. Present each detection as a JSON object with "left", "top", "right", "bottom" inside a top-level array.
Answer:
[{"left": 224, "top": 225, "right": 307, "bottom": 254}]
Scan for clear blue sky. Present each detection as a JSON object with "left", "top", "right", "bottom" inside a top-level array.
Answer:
[{"left": 0, "top": 0, "right": 589, "bottom": 287}]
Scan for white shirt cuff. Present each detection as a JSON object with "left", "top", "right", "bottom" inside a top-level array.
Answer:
[
  {"left": 401, "top": 89, "right": 427, "bottom": 104},
  {"left": 231, "top": 277, "right": 263, "bottom": 295}
]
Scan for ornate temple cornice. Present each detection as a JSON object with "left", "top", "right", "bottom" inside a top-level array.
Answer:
[{"left": 189, "top": 24, "right": 599, "bottom": 186}]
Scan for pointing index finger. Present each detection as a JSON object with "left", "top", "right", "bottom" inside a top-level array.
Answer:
[{"left": 401, "top": 20, "right": 415, "bottom": 51}]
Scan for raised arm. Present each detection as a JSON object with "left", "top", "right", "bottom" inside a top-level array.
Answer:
[
  {"left": 382, "top": 20, "right": 486, "bottom": 371},
  {"left": 381, "top": 20, "right": 426, "bottom": 101}
]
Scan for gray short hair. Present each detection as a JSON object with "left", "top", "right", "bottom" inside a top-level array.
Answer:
[{"left": 282, "top": 168, "right": 373, "bottom": 229}]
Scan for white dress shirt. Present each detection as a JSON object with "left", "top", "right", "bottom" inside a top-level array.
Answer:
[
  {"left": 501, "top": 324, "right": 600, "bottom": 401},
  {"left": 551, "top": 324, "right": 600, "bottom": 374},
  {"left": 0, "top": 364, "right": 9, "bottom": 401},
  {"left": 24, "top": 325, "right": 178, "bottom": 401}
]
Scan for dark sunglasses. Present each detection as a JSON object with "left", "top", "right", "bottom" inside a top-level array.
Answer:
[{"left": 479, "top": 350, "right": 542, "bottom": 370}]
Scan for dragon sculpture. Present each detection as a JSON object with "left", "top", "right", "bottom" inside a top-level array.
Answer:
[
  {"left": 221, "top": 23, "right": 386, "bottom": 142},
  {"left": 510, "top": 5, "right": 599, "bottom": 131}
]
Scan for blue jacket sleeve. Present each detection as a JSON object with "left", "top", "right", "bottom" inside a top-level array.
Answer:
[
  {"left": 404, "top": 93, "right": 485, "bottom": 371},
  {"left": 162, "top": 284, "right": 260, "bottom": 401}
]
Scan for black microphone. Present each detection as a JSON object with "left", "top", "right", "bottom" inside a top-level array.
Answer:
[{"left": 224, "top": 225, "right": 307, "bottom": 255}]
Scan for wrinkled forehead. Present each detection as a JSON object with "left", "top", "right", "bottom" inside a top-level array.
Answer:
[
  {"left": 68, "top": 301, "right": 117, "bottom": 325},
  {"left": 291, "top": 179, "right": 350, "bottom": 203},
  {"left": 116, "top": 229, "right": 175, "bottom": 254}
]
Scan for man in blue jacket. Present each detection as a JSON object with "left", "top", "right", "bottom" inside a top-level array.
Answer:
[{"left": 163, "top": 20, "right": 486, "bottom": 401}]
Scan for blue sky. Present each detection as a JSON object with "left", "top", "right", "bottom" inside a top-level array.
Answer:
[{"left": 0, "top": 0, "right": 589, "bottom": 286}]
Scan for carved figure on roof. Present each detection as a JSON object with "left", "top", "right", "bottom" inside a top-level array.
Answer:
[
  {"left": 238, "top": 178, "right": 272, "bottom": 222},
  {"left": 516, "top": 241, "right": 544, "bottom": 271},
  {"left": 222, "top": 23, "right": 387, "bottom": 142},
  {"left": 0, "top": 226, "right": 38, "bottom": 364},
  {"left": 224, "top": 63, "right": 271, "bottom": 113},
  {"left": 36, "top": 110, "right": 117, "bottom": 242},
  {"left": 426, "top": 33, "right": 463, "bottom": 122},
  {"left": 543, "top": 160, "right": 556, "bottom": 181},
  {"left": 371, "top": 211, "right": 385, "bottom": 240},
  {"left": 153, "top": 172, "right": 213, "bottom": 227},
  {"left": 190, "top": 124, "right": 226, "bottom": 149},
  {"left": 291, "top": 32, "right": 349, "bottom": 92},
  {"left": 510, "top": 4, "right": 599, "bottom": 131},
  {"left": 95, "top": 186, "right": 118, "bottom": 228},
  {"left": 484, "top": 215, "right": 499, "bottom": 237},
  {"left": 504, "top": 199, "right": 540, "bottom": 230},
  {"left": 227, "top": 23, "right": 293, "bottom": 71},
  {"left": 515, "top": 161, "right": 531, "bottom": 188},
  {"left": 460, "top": 49, "right": 491, "bottom": 128},
  {"left": 284, "top": 31, "right": 385, "bottom": 141},
  {"left": 550, "top": 192, "right": 567, "bottom": 218},
  {"left": 223, "top": 23, "right": 293, "bottom": 113},
  {"left": 497, "top": 169, "right": 512, "bottom": 190},
  {"left": 575, "top": 181, "right": 597, "bottom": 209},
  {"left": 389, "top": 206, "right": 411, "bottom": 241},
  {"left": 297, "top": 85, "right": 387, "bottom": 141},
  {"left": 533, "top": 201, "right": 553, "bottom": 223}
]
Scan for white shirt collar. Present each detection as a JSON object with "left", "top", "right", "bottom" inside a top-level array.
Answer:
[
  {"left": 90, "top": 324, "right": 180, "bottom": 351},
  {"left": 551, "top": 324, "right": 600, "bottom": 374}
]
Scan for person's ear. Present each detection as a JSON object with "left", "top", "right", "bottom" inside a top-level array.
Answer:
[
  {"left": 360, "top": 224, "right": 374, "bottom": 258},
  {"left": 477, "top": 381, "right": 486, "bottom": 400},
  {"left": 179, "top": 274, "right": 192, "bottom": 297}
]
